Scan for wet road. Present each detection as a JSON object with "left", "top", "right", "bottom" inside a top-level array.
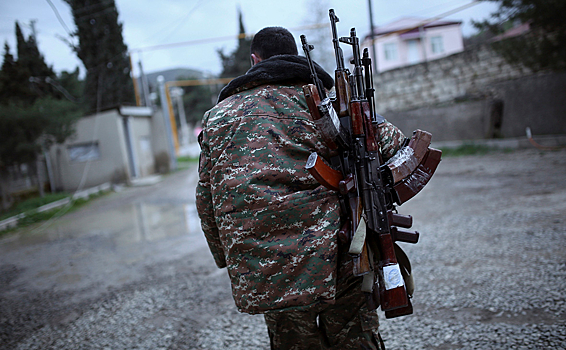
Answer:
[
  {"left": 1, "top": 167, "right": 205, "bottom": 297},
  {"left": 0, "top": 165, "right": 246, "bottom": 349},
  {"left": 1, "top": 149, "right": 566, "bottom": 349}
]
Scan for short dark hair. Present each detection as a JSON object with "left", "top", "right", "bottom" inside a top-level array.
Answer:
[{"left": 250, "top": 27, "right": 298, "bottom": 59}]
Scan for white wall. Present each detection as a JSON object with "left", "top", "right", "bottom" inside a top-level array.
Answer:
[
  {"left": 50, "top": 110, "right": 131, "bottom": 192},
  {"left": 363, "top": 24, "right": 464, "bottom": 73}
]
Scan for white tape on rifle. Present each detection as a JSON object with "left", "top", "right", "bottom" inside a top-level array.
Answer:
[
  {"left": 383, "top": 264, "right": 404, "bottom": 290},
  {"left": 349, "top": 218, "right": 366, "bottom": 255}
]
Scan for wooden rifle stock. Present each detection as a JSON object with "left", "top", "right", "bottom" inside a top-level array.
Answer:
[
  {"left": 391, "top": 227, "right": 419, "bottom": 244},
  {"left": 305, "top": 153, "right": 342, "bottom": 191},
  {"left": 394, "top": 148, "right": 442, "bottom": 204},
  {"left": 334, "top": 71, "right": 350, "bottom": 117},
  {"left": 303, "top": 84, "right": 322, "bottom": 121},
  {"left": 385, "top": 129, "right": 432, "bottom": 184},
  {"left": 388, "top": 211, "right": 413, "bottom": 228}
]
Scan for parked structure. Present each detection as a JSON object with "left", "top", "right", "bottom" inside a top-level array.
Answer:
[{"left": 362, "top": 17, "right": 464, "bottom": 72}]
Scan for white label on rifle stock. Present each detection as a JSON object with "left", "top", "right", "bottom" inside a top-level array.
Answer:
[{"left": 383, "top": 264, "right": 404, "bottom": 290}]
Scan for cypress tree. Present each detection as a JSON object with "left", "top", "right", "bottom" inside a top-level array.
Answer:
[
  {"left": 218, "top": 9, "right": 253, "bottom": 79},
  {"left": 0, "top": 42, "right": 34, "bottom": 105},
  {"left": 64, "top": 0, "right": 134, "bottom": 113},
  {"left": 15, "top": 22, "right": 56, "bottom": 102}
]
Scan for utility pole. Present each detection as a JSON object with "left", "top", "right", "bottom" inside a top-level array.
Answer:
[
  {"left": 368, "top": 0, "right": 378, "bottom": 72},
  {"left": 138, "top": 61, "right": 152, "bottom": 107},
  {"left": 157, "top": 76, "right": 177, "bottom": 172}
]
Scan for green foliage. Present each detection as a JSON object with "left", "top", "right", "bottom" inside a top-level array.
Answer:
[
  {"left": 474, "top": 0, "right": 566, "bottom": 71},
  {"left": 64, "top": 0, "right": 135, "bottom": 112},
  {"left": 218, "top": 10, "right": 252, "bottom": 79},
  {"left": 440, "top": 143, "right": 513, "bottom": 157},
  {"left": 177, "top": 76, "right": 217, "bottom": 126},
  {"left": 53, "top": 68, "right": 84, "bottom": 103},
  {"left": 0, "top": 192, "right": 69, "bottom": 221},
  {"left": 176, "top": 155, "right": 199, "bottom": 163},
  {"left": 0, "top": 98, "right": 82, "bottom": 168},
  {"left": 0, "top": 43, "right": 35, "bottom": 105}
]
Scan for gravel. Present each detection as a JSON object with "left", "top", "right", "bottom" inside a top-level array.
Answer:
[{"left": 1, "top": 148, "right": 565, "bottom": 349}]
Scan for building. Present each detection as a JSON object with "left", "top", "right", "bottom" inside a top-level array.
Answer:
[
  {"left": 362, "top": 17, "right": 464, "bottom": 72},
  {"left": 47, "top": 106, "right": 172, "bottom": 192}
]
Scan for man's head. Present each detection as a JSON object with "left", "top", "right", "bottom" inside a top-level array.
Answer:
[{"left": 250, "top": 27, "right": 298, "bottom": 65}]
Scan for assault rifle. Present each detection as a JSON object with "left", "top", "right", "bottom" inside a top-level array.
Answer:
[{"left": 301, "top": 9, "right": 442, "bottom": 318}]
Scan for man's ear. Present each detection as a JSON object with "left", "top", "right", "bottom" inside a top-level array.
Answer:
[{"left": 251, "top": 53, "right": 262, "bottom": 66}]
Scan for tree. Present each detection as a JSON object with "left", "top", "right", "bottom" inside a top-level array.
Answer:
[
  {"left": 0, "top": 43, "right": 34, "bottom": 105},
  {"left": 13, "top": 21, "right": 59, "bottom": 104},
  {"left": 474, "top": 0, "right": 566, "bottom": 71},
  {"left": 64, "top": 0, "right": 135, "bottom": 113},
  {"left": 0, "top": 97, "right": 83, "bottom": 208},
  {"left": 0, "top": 24, "right": 83, "bottom": 207},
  {"left": 218, "top": 9, "right": 253, "bottom": 79}
]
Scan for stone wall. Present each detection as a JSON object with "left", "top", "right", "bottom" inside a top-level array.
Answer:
[
  {"left": 374, "top": 45, "right": 566, "bottom": 141},
  {"left": 374, "top": 45, "right": 531, "bottom": 112}
]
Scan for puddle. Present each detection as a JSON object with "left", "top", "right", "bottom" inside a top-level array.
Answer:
[
  {"left": 0, "top": 200, "right": 207, "bottom": 292},
  {"left": 1, "top": 201, "right": 203, "bottom": 248}
]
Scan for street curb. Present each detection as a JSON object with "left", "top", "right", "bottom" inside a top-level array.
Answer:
[{"left": 0, "top": 183, "right": 112, "bottom": 232}]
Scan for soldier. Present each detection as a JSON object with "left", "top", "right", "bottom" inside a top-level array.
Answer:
[{"left": 196, "top": 26, "right": 406, "bottom": 349}]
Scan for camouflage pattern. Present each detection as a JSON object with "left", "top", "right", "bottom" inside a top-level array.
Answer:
[
  {"left": 196, "top": 82, "right": 407, "bottom": 314},
  {"left": 264, "top": 246, "right": 384, "bottom": 350},
  {"left": 376, "top": 121, "right": 408, "bottom": 161}
]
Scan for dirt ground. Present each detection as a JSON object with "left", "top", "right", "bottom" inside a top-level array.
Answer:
[{"left": 0, "top": 147, "right": 565, "bottom": 349}]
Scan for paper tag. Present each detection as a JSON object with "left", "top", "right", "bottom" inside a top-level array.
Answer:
[{"left": 383, "top": 264, "right": 404, "bottom": 290}]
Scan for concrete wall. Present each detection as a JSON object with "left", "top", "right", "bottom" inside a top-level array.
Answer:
[
  {"left": 48, "top": 107, "right": 170, "bottom": 192},
  {"left": 494, "top": 72, "right": 566, "bottom": 139},
  {"left": 50, "top": 110, "right": 131, "bottom": 192},
  {"left": 386, "top": 99, "right": 490, "bottom": 142},
  {"left": 129, "top": 116, "right": 155, "bottom": 177},
  {"left": 150, "top": 109, "right": 174, "bottom": 173}
]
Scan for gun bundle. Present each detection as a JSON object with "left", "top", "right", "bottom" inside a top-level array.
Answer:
[{"left": 301, "top": 9, "right": 441, "bottom": 318}]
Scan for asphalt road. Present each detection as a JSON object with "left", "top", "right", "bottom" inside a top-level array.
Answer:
[{"left": 1, "top": 148, "right": 565, "bottom": 350}]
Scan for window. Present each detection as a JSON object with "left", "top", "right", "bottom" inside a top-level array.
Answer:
[
  {"left": 431, "top": 36, "right": 444, "bottom": 54},
  {"left": 68, "top": 142, "right": 100, "bottom": 163},
  {"left": 383, "top": 43, "right": 398, "bottom": 61}
]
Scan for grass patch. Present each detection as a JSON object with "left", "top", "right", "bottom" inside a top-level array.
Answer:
[
  {"left": 176, "top": 155, "right": 199, "bottom": 171},
  {"left": 440, "top": 143, "right": 513, "bottom": 157},
  {"left": 0, "top": 191, "right": 110, "bottom": 234},
  {"left": 177, "top": 155, "right": 199, "bottom": 163},
  {"left": 0, "top": 192, "right": 70, "bottom": 221}
]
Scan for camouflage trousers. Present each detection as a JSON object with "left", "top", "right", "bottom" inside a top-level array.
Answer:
[{"left": 264, "top": 249, "right": 384, "bottom": 350}]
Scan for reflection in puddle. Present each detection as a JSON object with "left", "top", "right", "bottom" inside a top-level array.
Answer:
[{"left": 2, "top": 201, "right": 203, "bottom": 248}]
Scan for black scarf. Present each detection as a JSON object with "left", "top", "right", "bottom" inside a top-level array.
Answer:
[{"left": 217, "top": 54, "right": 334, "bottom": 103}]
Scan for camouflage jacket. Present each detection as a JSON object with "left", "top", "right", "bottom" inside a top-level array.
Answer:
[{"left": 196, "top": 55, "right": 407, "bottom": 314}]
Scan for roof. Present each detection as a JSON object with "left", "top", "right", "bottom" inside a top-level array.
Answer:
[{"left": 366, "top": 17, "right": 462, "bottom": 39}]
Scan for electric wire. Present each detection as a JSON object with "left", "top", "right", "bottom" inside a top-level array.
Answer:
[{"left": 44, "top": 0, "right": 73, "bottom": 36}]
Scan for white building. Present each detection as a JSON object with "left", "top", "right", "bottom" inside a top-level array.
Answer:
[
  {"left": 362, "top": 17, "right": 464, "bottom": 72},
  {"left": 47, "top": 106, "right": 172, "bottom": 192}
]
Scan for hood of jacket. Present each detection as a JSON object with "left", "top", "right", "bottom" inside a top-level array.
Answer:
[{"left": 217, "top": 54, "right": 334, "bottom": 103}]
